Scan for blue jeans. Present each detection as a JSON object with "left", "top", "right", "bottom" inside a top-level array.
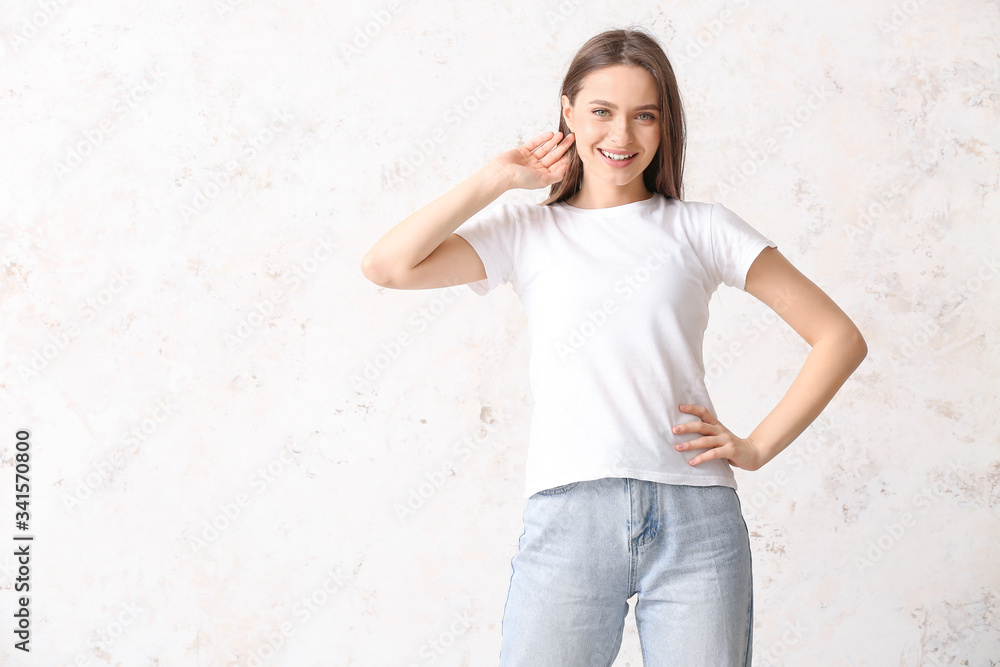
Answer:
[{"left": 499, "top": 478, "right": 753, "bottom": 666}]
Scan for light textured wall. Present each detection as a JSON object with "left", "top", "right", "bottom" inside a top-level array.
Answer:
[{"left": 0, "top": 0, "right": 997, "bottom": 665}]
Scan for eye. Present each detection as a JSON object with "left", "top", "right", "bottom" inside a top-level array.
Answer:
[
  {"left": 638, "top": 112, "right": 656, "bottom": 121},
  {"left": 592, "top": 108, "right": 610, "bottom": 117}
]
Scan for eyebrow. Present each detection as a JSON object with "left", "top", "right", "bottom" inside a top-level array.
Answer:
[{"left": 586, "top": 98, "right": 659, "bottom": 111}]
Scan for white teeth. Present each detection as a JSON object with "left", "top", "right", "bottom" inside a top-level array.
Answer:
[{"left": 600, "top": 149, "right": 636, "bottom": 161}]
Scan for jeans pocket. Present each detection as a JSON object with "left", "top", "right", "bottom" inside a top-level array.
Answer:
[{"left": 535, "top": 481, "right": 581, "bottom": 496}]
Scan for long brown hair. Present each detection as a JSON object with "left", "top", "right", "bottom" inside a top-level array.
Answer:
[{"left": 540, "top": 27, "right": 686, "bottom": 206}]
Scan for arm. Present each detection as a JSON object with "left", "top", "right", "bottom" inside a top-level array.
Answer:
[
  {"left": 360, "top": 130, "right": 575, "bottom": 289},
  {"left": 360, "top": 162, "right": 509, "bottom": 288},
  {"left": 740, "top": 245, "right": 868, "bottom": 468}
]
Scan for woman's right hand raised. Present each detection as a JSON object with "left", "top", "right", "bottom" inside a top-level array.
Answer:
[{"left": 487, "top": 130, "right": 576, "bottom": 191}]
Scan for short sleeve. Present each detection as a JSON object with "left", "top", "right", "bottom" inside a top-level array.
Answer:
[
  {"left": 708, "top": 203, "right": 778, "bottom": 291},
  {"left": 453, "top": 202, "right": 519, "bottom": 296}
]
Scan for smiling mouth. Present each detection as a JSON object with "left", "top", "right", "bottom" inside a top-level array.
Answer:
[{"left": 599, "top": 148, "right": 638, "bottom": 161}]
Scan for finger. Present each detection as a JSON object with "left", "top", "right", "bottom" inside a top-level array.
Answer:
[
  {"left": 675, "top": 435, "right": 719, "bottom": 451},
  {"left": 688, "top": 449, "right": 711, "bottom": 465},
  {"left": 681, "top": 403, "right": 717, "bottom": 425},
  {"left": 550, "top": 160, "right": 569, "bottom": 180},
  {"left": 526, "top": 131, "right": 561, "bottom": 154},
  {"left": 688, "top": 445, "right": 726, "bottom": 466},
  {"left": 538, "top": 134, "right": 576, "bottom": 168},
  {"left": 672, "top": 419, "right": 706, "bottom": 435},
  {"left": 688, "top": 453, "right": 708, "bottom": 466},
  {"left": 555, "top": 132, "right": 575, "bottom": 149},
  {"left": 523, "top": 131, "right": 554, "bottom": 151},
  {"left": 546, "top": 132, "right": 576, "bottom": 157},
  {"left": 532, "top": 131, "right": 568, "bottom": 159}
]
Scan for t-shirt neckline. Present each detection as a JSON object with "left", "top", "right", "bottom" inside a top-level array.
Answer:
[{"left": 557, "top": 192, "right": 661, "bottom": 217}]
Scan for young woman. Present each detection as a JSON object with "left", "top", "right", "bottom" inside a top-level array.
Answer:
[{"left": 362, "top": 27, "right": 867, "bottom": 667}]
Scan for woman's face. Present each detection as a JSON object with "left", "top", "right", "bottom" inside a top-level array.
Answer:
[{"left": 561, "top": 64, "right": 661, "bottom": 191}]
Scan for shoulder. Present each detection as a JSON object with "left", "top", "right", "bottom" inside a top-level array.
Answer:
[
  {"left": 502, "top": 200, "right": 561, "bottom": 227},
  {"left": 655, "top": 198, "right": 714, "bottom": 236},
  {"left": 670, "top": 197, "right": 714, "bottom": 217},
  {"left": 671, "top": 199, "right": 752, "bottom": 231},
  {"left": 637, "top": 195, "right": 714, "bottom": 223},
  {"left": 523, "top": 200, "right": 560, "bottom": 215}
]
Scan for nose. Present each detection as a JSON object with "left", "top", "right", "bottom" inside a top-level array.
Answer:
[{"left": 609, "top": 117, "right": 635, "bottom": 146}]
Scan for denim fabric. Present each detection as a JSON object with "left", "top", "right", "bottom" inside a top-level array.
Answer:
[{"left": 499, "top": 477, "right": 753, "bottom": 666}]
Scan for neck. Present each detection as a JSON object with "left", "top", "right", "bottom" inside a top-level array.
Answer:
[{"left": 566, "top": 180, "right": 653, "bottom": 209}]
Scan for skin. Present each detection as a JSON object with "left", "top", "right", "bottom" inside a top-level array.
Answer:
[
  {"left": 674, "top": 246, "right": 867, "bottom": 471},
  {"left": 365, "top": 66, "right": 869, "bottom": 472},
  {"left": 560, "top": 64, "right": 661, "bottom": 209},
  {"left": 554, "top": 64, "right": 868, "bottom": 472}
]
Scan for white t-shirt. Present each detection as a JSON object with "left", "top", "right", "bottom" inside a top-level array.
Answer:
[{"left": 454, "top": 192, "right": 777, "bottom": 499}]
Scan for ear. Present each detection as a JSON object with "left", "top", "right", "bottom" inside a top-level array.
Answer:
[{"left": 561, "top": 94, "right": 573, "bottom": 132}]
